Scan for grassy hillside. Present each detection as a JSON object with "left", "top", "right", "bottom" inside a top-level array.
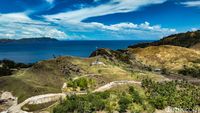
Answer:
[
  {"left": 91, "top": 45, "right": 200, "bottom": 79},
  {"left": 89, "top": 30, "right": 200, "bottom": 79},
  {"left": 129, "top": 45, "right": 200, "bottom": 72},
  {"left": 0, "top": 57, "right": 85, "bottom": 102},
  {"left": 129, "top": 30, "right": 200, "bottom": 50},
  {"left": 0, "top": 76, "right": 60, "bottom": 103},
  {"left": 0, "top": 56, "right": 167, "bottom": 103}
]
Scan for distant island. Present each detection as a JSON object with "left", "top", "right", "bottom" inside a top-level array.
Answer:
[{"left": 0, "top": 37, "right": 59, "bottom": 43}]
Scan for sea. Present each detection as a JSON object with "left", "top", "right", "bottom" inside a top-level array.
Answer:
[{"left": 0, "top": 40, "right": 153, "bottom": 63}]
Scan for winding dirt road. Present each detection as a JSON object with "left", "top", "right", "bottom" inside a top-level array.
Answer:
[{"left": 93, "top": 80, "right": 141, "bottom": 92}]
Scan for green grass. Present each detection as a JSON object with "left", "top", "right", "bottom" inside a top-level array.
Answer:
[{"left": 0, "top": 76, "right": 60, "bottom": 103}]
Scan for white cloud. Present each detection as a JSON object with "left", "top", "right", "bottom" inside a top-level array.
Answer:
[
  {"left": 46, "top": 0, "right": 54, "bottom": 4},
  {"left": 0, "top": 0, "right": 176, "bottom": 40},
  {"left": 181, "top": 1, "right": 200, "bottom": 7},
  {"left": 41, "top": 0, "right": 176, "bottom": 40},
  {"left": 89, "top": 22, "right": 176, "bottom": 33},
  {"left": 0, "top": 13, "right": 31, "bottom": 22},
  {"left": 44, "top": 0, "right": 167, "bottom": 23},
  {"left": 191, "top": 28, "right": 198, "bottom": 31},
  {"left": 89, "top": 22, "right": 138, "bottom": 31},
  {"left": 0, "top": 13, "right": 68, "bottom": 39},
  {"left": 55, "top": 21, "right": 176, "bottom": 40}
]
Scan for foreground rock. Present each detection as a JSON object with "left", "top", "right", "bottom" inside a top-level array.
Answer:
[{"left": 0, "top": 92, "right": 17, "bottom": 112}]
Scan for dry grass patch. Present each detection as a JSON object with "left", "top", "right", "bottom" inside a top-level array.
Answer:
[{"left": 129, "top": 45, "right": 200, "bottom": 71}]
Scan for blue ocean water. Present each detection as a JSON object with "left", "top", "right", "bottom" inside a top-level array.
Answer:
[{"left": 0, "top": 40, "right": 152, "bottom": 63}]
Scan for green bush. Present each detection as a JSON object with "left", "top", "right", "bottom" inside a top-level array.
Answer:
[
  {"left": 53, "top": 92, "right": 109, "bottom": 113},
  {"left": 142, "top": 79, "right": 200, "bottom": 110},
  {"left": 67, "top": 77, "right": 95, "bottom": 91},
  {"left": 118, "top": 95, "right": 132, "bottom": 112},
  {"left": 179, "top": 65, "right": 200, "bottom": 78},
  {"left": 129, "top": 86, "right": 142, "bottom": 104},
  {"left": 0, "top": 59, "right": 33, "bottom": 77},
  {"left": 0, "top": 67, "right": 12, "bottom": 76}
]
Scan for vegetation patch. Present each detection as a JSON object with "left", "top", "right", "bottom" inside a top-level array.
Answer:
[
  {"left": 53, "top": 87, "right": 154, "bottom": 113},
  {"left": 142, "top": 79, "right": 200, "bottom": 110},
  {"left": 54, "top": 78, "right": 200, "bottom": 113},
  {"left": 67, "top": 77, "right": 96, "bottom": 91},
  {"left": 178, "top": 65, "right": 200, "bottom": 78}
]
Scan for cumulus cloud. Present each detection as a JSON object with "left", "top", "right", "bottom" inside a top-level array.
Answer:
[
  {"left": 181, "top": 1, "right": 200, "bottom": 7},
  {"left": 89, "top": 22, "right": 176, "bottom": 33},
  {"left": 54, "top": 21, "right": 176, "bottom": 40},
  {"left": 90, "top": 22, "right": 138, "bottom": 31}
]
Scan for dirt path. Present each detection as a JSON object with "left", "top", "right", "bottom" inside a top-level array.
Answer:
[
  {"left": 7, "top": 93, "right": 66, "bottom": 113},
  {"left": 16, "top": 68, "right": 29, "bottom": 77},
  {"left": 93, "top": 80, "right": 141, "bottom": 92}
]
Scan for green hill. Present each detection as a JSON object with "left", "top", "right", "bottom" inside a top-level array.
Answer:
[
  {"left": 0, "top": 57, "right": 85, "bottom": 102},
  {"left": 0, "top": 56, "right": 166, "bottom": 103},
  {"left": 129, "top": 30, "right": 200, "bottom": 50}
]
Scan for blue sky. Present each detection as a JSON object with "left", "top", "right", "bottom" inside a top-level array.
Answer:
[{"left": 0, "top": 0, "right": 200, "bottom": 40}]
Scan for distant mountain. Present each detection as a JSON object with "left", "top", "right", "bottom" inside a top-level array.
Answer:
[
  {"left": 0, "top": 37, "right": 59, "bottom": 43},
  {"left": 0, "top": 39, "right": 13, "bottom": 43},
  {"left": 129, "top": 30, "right": 200, "bottom": 50}
]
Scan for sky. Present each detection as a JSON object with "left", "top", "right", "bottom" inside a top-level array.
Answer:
[{"left": 0, "top": 0, "right": 200, "bottom": 40}]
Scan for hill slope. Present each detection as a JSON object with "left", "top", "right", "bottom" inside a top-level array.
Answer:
[
  {"left": 0, "top": 55, "right": 168, "bottom": 104},
  {"left": 91, "top": 45, "right": 200, "bottom": 78},
  {"left": 129, "top": 30, "right": 200, "bottom": 50},
  {"left": 0, "top": 57, "right": 85, "bottom": 102},
  {"left": 128, "top": 45, "right": 200, "bottom": 72}
]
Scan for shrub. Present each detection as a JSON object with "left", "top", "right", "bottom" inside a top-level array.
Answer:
[
  {"left": 118, "top": 95, "right": 132, "bottom": 112},
  {"left": 67, "top": 77, "right": 95, "bottom": 91},
  {"left": 129, "top": 86, "right": 142, "bottom": 104},
  {"left": 179, "top": 65, "right": 200, "bottom": 78},
  {"left": 142, "top": 79, "right": 200, "bottom": 110},
  {"left": 53, "top": 92, "right": 109, "bottom": 113}
]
